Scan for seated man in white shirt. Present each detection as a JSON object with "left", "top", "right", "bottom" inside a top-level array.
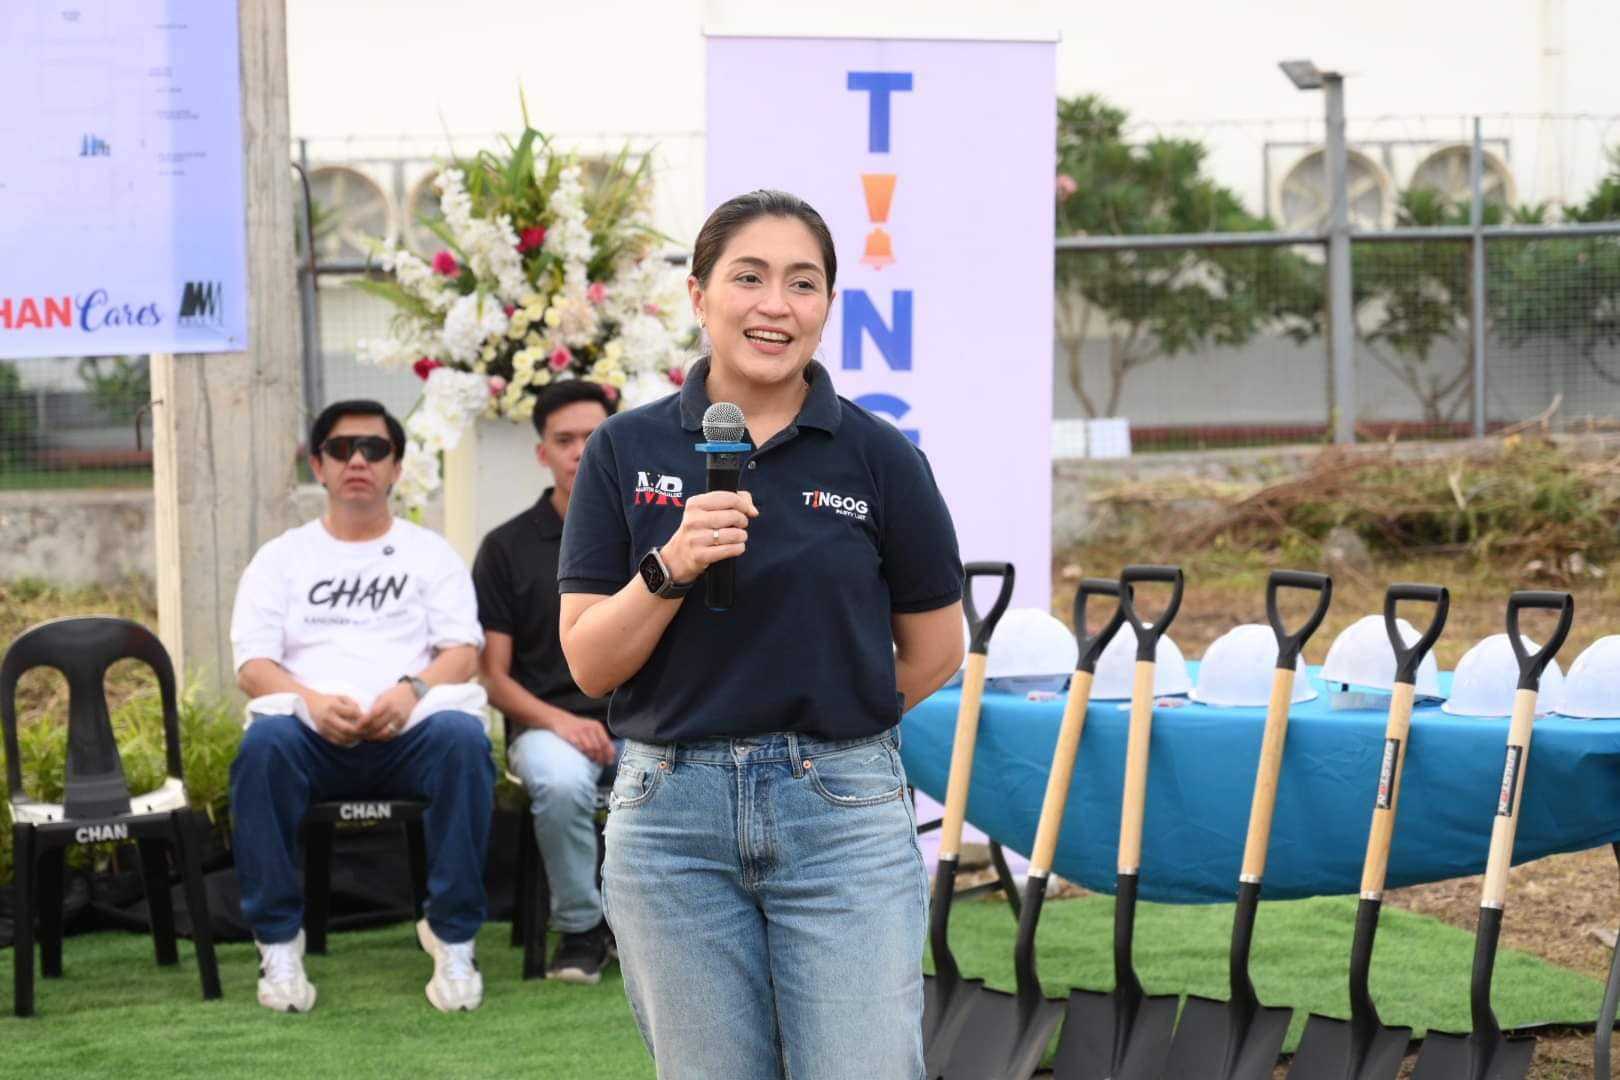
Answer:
[{"left": 229, "top": 399, "right": 493, "bottom": 1015}]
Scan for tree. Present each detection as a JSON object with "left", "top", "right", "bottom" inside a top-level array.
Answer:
[
  {"left": 1489, "top": 152, "right": 1620, "bottom": 393},
  {"left": 1054, "top": 95, "right": 1309, "bottom": 418},
  {"left": 1350, "top": 188, "right": 1504, "bottom": 424},
  {"left": 0, "top": 360, "right": 35, "bottom": 467}
]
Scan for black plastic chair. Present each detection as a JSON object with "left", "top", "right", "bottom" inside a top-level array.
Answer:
[
  {"left": 0, "top": 616, "right": 221, "bottom": 1016},
  {"left": 505, "top": 717, "right": 609, "bottom": 980},
  {"left": 300, "top": 798, "right": 429, "bottom": 954}
]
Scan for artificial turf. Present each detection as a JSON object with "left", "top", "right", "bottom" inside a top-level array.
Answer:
[{"left": 0, "top": 893, "right": 1602, "bottom": 1078}]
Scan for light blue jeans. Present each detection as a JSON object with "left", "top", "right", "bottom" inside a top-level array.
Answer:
[
  {"left": 602, "top": 728, "right": 928, "bottom": 1080},
  {"left": 506, "top": 727, "right": 620, "bottom": 934}
]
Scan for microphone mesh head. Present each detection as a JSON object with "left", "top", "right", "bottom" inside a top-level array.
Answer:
[{"left": 703, "top": 401, "right": 747, "bottom": 443}]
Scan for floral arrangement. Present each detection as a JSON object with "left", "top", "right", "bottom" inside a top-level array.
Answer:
[{"left": 354, "top": 119, "right": 694, "bottom": 508}]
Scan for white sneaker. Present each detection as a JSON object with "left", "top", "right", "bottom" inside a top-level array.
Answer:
[
  {"left": 256, "top": 930, "right": 317, "bottom": 1013},
  {"left": 416, "top": 918, "right": 483, "bottom": 1012}
]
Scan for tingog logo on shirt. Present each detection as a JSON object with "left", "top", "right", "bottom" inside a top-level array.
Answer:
[
  {"left": 802, "top": 489, "right": 870, "bottom": 521},
  {"left": 633, "top": 471, "right": 685, "bottom": 507}
]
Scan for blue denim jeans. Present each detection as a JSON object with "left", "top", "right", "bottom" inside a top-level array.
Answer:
[
  {"left": 229, "top": 711, "right": 495, "bottom": 945},
  {"left": 602, "top": 728, "right": 928, "bottom": 1080},
  {"left": 506, "top": 727, "right": 620, "bottom": 934}
]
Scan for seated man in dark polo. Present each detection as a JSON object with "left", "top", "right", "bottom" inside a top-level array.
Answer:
[
  {"left": 473, "top": 380, "right": 618, "bottom": 983},
  {"left": 229, "top": 399, "right": 494, "bottom": 1014}
]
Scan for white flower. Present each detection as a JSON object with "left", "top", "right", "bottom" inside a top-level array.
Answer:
[
  {"left": 436, "top": 169, "right": 529, "bottom": 302},
  {"left": 441, "top": 293, "right": 509, "bottom": 365},
  {"left": 392, "top": 440, "right": 442, "bottom": 512},
  {"left": 377, "top": 245, "right": 456, "bottom": 313},
  {"left": 544, "top": 163, "right": 594, "bottom": 289},
  {"left": 406, "top": 367, "right": 491, "bottom": 459}
]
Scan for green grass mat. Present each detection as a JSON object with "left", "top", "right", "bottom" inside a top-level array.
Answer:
[
  {"left": 0, "top": 894, "right": 1601, "bottom": 1078},
  {"left": 929, "top": 893, "right": 1605, "bottom": 1054}
]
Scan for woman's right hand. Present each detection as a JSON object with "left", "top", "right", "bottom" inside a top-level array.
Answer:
[{"left": 661, "top": 490, "right": 759, "bottom": 583}]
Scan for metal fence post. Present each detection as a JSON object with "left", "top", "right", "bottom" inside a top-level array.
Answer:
[
  {"left": 1470, "top": 118, "right": 1488, "bottom": 438},
  {"left": 1324, "top": 74, "right": 1355, "bottom": 444}
]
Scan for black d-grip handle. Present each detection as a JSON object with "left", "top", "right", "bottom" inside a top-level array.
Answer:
[
  {"left": 962, "top": 562, "right": 1016, "bottom": 655},
  {"left": 1118, "top": 565, "right": 1184, "bottom": 663},
  {"left": 1383, "top": 583, "right": 1450, "bottom": 686},
  {"left": 1265, "top": 570, "right": 1334, "bottom": 669},
  {"left": 1074, "top": 578, "right": 1129, "bottom": 674},
  {"left": 1506, "top": 590, "right": 1574, "bottom": 691}
]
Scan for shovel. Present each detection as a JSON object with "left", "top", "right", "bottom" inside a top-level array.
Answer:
[
  {"left": 1051, "top": 564, "right": 1186, "bottom": 1080},
  {"left": 932, "top": 578, "right": 1130, "bottom": 1080},
  {"left": 1165, "top": 569, "right": 1335, "bottom": 1080},
  {"left": 1410, "top": 590, "right": 1573, "bottom": 1080},
  {"left": 922, "top": 560, "right": 1018, "bottom": 1074},
  {"left": 1289, "top": 583, "right": 1450, "bottom": 1080}
]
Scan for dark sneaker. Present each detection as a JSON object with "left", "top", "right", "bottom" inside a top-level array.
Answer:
[{"left": 548, "top": 920, "right": 614, "bottom": 985}]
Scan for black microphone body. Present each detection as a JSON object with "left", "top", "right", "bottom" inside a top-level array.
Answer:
[
  {"left": 705, "top": 454, "right": 743, "bottom": 610},
  {"left": 697, "top": 401, "right": 751, "bottom": 612}
]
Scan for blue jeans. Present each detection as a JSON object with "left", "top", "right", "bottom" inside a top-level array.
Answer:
[
  {"left": 602, "top": 728, "right": 928, "bottom": 1080},
  {"left": 506, "top": 727, "right": 620, "bottom": 934},
  {"left": 229, "top": 712, "right": 495, "bottom": 945}
]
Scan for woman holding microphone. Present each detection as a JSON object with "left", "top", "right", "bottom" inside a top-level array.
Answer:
[{"left": 559, "top": 189, "right": 965, "bottom": 1079}]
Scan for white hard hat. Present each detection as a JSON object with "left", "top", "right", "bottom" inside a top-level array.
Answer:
[
  {"left": 984, "top": 608, "right": 1078, "bottom": 693},
  {"left": 1091, "top": 622, "right": 1193, "bottom": 700},
  {"left": 1320, "top": 615, "right": 1443, "bottom": 698},
  {"left": 1441, "top": 634, "right": 1566, "bottom": 717},
  {"left": 1556, "top": 635, "right": 1620, "bottom": 718},
  {"left": 1189, "top": 624, "right": 1318, "bottom": 707}
]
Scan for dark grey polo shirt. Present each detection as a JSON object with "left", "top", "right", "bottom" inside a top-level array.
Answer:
[{"left": 557, "top": 358, "right": 962, "bottom": 742}]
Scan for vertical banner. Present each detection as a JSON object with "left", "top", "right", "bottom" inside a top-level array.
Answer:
[
  {"left": 0, "top": 1, "right": 249, "bottom": 358},
  {"left": 705, "top": 32, "right": 1056, "bottom": 611}
]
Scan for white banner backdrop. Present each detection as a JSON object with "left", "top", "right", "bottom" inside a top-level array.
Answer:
[
  {"left": 705, "top": 32, "right": 1056, "bottom": 612},
  {"left": 0, "top": 1, "right": 248, "bottom": 358}
]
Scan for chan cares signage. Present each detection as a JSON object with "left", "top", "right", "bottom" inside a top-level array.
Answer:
[
  {"left": 0, "top": 1, "right": 249, "bottom": 358},
  {"left": 704, "top": 31, "right": 1057, "bottom": 609}
]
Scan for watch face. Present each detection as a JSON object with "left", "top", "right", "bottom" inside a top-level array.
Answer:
[{"left": 638, "top": 550, "right": 666, "bottom": 594}]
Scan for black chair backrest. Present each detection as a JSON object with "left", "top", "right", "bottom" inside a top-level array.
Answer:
[{"left": 0, "top": 617, "right": 183, "bottom": 819}]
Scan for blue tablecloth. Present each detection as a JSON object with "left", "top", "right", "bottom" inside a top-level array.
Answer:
[{"left": 899, "top": 665, "right": 1620, "bottom": 903}]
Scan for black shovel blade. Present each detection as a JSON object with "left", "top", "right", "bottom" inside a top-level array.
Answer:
[
  {"left": 1165, "top": 993, "right": 1295, "bottom": 1080},
  {"left": 933, "top": 986, "right": 1065, "bottom": 1080},
  {"left": 1287, "top": 1012, "right": 1412, "bottom": 1080},
  {"left": 1409, "top": 1029, "right": 1536, "bottom": 1080},
  {"left": 1052, "top": 985, "right": 1179, "bottom": 1080},
  {"left": 923, "top": 974, "right": 989, "bottom": 1078}
]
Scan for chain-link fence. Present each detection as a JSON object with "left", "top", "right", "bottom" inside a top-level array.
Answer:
[
  {"left": 1053, "top": 224, "right": 1620, "bottom": 453},
  {"left": 6, "top": 119, "right": 1620, "bottom": 486}
]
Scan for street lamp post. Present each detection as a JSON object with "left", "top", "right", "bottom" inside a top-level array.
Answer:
[{"left": 1281, "top": 60, "right": 1355, "bottom": 445}]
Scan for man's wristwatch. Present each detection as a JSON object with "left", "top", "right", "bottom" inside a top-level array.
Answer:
[
  {"left": 398, "top": 675, "right": 429, "bottom": 700},
  {"left": 638, "top": 546, "right": 695, "bottom": 599}
]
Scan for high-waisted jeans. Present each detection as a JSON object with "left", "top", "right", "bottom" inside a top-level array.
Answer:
[{"left": 602, "top": 728, "right": 928, "bottom": 1080}]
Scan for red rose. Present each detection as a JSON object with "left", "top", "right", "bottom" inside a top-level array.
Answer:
[
  {"left": 432, "top": 251, "right": 459, "bottom": 276},
  {"left": 503, "top": 304, "right": 516, "bottom": 317},
  {"left": 517, "top": 226, "right": 547, "bottom": 253},
  {"left": 549, "top": 346, "right": 573, "bottom": 372},
  {"left": 412, "top": 357, "right": 442, "bottom": 380},
  {"left": 668, "top": 367, "right": 685, "bottom": 387},
  {"left": 602, "top": 384, "right": 620, "bottom": 403},
  {"left": 586, "top": 281, "right": 608, "bottom": 304}
]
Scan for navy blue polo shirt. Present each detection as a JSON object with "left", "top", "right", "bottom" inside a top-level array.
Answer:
[{"left": 558, "top": 358, "right": 963, "bottom": 743}]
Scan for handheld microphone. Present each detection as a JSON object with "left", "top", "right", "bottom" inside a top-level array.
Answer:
[{"left": 698, "top": 402, "right": 751, "bottom": 612}]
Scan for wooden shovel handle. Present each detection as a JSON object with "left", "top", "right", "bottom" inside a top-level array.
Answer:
[
  {"left": 1480, "top": 687, "right": 1538, "bottom": 910},
  {"left": 939, "top": 652, "right": 988, "bottom": 858},
  {"left": 1030, "top": 670, "right": 1094, "bottom": 875},
  {"left": 1360, "top": 681, "right": 1416, "bottom": 899},
  {"left": 1239, "top": 666, "right": 1296, "bottom": 882},
  {"left": 1118, "top": 661, "right": 1156, "bottom": 874}
]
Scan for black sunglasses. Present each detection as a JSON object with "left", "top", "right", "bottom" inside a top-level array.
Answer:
[{"left": 320, "top": 435, "right": 395, "bottom": 463}]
